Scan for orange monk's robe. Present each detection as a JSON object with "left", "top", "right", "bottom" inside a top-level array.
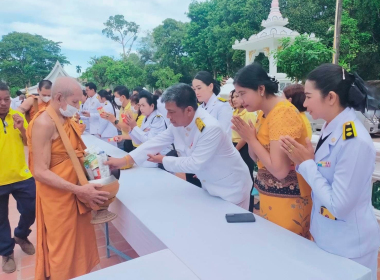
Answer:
[
  {"left": 27, "top": 108, "right": 99, "bottom": 280},
  {"left": 26, "top": 96, "right": 50, "bottom": 123}
]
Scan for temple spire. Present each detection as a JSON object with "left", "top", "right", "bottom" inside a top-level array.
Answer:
[{"left": 261, "top": 0, "right": 289, "bottom": 28}]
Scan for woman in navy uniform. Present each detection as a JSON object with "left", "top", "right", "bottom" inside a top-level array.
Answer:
[{"left": 280, "top": 64, "right": 380, "bottom": 279}]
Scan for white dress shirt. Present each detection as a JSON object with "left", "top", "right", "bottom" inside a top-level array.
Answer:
[
  {"left": 129, "top": 108, "right": 252, "bottom": 205},
  {"left": 200, "top": 94, "right": 233, "bottom": 138},
  {"left": 81, "top": 94, "right": 101, "bottom": 135}
]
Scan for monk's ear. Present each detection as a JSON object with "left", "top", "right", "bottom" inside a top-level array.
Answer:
[{"left": 56, "top": 92, "right": 63, "bottom": 103}]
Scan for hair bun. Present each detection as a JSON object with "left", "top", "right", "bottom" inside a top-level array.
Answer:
[
  {"left": 270, "top": 76, "right": 279, "bottom": 85},
  {"left": 347, "top": 73, "right": 368, "bottom": 113}
]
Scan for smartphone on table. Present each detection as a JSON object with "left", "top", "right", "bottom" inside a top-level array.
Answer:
[{"left": 225, "top": 213, "right": 256, "bottom": 223}]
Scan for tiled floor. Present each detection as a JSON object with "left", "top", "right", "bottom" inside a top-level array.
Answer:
[{"left": 0, "top": 196, "right": 139, "bottom": 280}]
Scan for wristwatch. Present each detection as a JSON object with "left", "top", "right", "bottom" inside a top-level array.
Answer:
[{"left": 114, "top": 120, "right": 119, "bottom": 125}]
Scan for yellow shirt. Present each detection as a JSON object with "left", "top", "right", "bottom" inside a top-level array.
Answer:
[
  {"left": 0, "top": 108, "right": 32, "bottom": 185},
  {"left": 232, "top": 109, "right": 257, "bottom": 143},
  {"left": 119, "top": 101, "right": 132, "bottom": 136},
  {"left": 132, "top": 114, "right": 145, "bottom": 148},
  {"left": 300, "top": 112, "right": 313, "bottom": 139}
]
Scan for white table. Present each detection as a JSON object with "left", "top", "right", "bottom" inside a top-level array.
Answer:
[
  {"left": 74, "top": 249, "right": 200, "bottom": 280},
  {"left": 82, "top": 134, "right": 372, "bottom": 280}
]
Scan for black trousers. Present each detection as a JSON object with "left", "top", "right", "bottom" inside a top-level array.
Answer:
[
  {"left": 0, "top": 177, "right": 36, "bottom": 256},
  {"left": 158, "top": 150, "right": 202, "bottom": 188},
  {"left": 124, "top": 139, "right": 136, "bottom": 153},
  {"left": 233, "top": 142, "right": 256, "bottom": 212}
]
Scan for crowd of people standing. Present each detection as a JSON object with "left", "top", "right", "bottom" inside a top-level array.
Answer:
[{"left": 0, "top": 62, "right": 379, "bottom": 279}]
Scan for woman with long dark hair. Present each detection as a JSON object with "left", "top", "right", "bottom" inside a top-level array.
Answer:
[
  {"left": 231, "top": 63, "right": 312, "bottom": 238},
  {"left": 279, "top": 64, "right": 380, "bottom": 279}
]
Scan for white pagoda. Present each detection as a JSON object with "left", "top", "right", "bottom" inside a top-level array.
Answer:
[
  {"left": 232, "top": 0, "right": 315, "bottom": 91},
  {"left": 21, "top": 61, "right": 71, "bottom": 95}
]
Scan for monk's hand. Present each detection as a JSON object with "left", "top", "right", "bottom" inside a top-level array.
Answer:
[
  {"left": 104, "top": 157, "right": 128, "bottom": 169},
  {"left": 76, "top": 183, "right": 110, "bottom": 208},
  {"left": 147, "top": 154, "right": 164, "bottom": 164},
  {"left": 279, "top": 136, "right": 314, "bottom": 165},
  {"left": 12, "top": 114, "right": 24, "bottom": 130}
]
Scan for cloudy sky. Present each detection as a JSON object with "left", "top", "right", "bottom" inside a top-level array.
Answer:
[{"left": 0, "top": 0, "right": 196, "bottom": 77}]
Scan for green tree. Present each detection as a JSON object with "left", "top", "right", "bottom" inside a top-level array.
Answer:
[
  {"left": 105, "top": 60, "right": 145, "bottom": 89},
  {"left": 184, "top": 0, "right": 270, "bottom": 78},
  {"left": 144, "top": 64, "right": 160, "bottom": 89},
  {"left": 80, "top": 56, "right": 116, "bottom": 87},
  {"left": 152, "top": 18, "right": 193, "bottom": 83},
  {"left": 152, "top": 67, "right": 182, "bottom": 89},
  {"left": 138, "top": 32, "right": 157, "bottom": 65},
  {"left": 0, "top": 32, "right": 69, "bottom": 93},
  {"left": 274, "top": 35, "right": 334, "bottom": 83},
  {"left": 102, "top": 15, "right": 139, "bottom": 58}
]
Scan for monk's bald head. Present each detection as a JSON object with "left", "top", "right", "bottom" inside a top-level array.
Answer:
[{"left": 52, "top": 77, "right": 82, "bottom": 98}]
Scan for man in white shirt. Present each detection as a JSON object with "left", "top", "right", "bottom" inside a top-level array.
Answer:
[
  {"left": 106, "top": 83, "right": 252, "bottom": 209},
  {"left": 11, "top": 91, "right": 23, "bottom": 110},
  {"left": 81, "top": 82, "right": 101, "bottom": 135}
]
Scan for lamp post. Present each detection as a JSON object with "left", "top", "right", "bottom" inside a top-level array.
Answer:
[{"left": 332, "top": 0, "right": 343, "bottom": 64}]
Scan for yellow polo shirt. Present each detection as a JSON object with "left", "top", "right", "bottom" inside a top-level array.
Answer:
[
  {"left": 119, "top": 101, "right": 132, "bottom": 136},
  {"left": 0, "top": 108, "right": 32, "bottom": 185},
  {"left": 232, "top": 109, "right": 258, "bottom": 143}
]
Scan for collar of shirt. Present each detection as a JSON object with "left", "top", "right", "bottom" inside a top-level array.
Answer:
[
  {"left": 183, "top": 107, "right": 204, "bottom": 133},
  {"left": 321, "top": 107, "right": 355, "bottom": 138},
  {"left": 203, "top": 94, "right": 217, "bottom": 111},
  {"left": 144, "top": 110, "right": 158, "bottom": 124},
  {"left": 233, "top": 108, "right": 247, "bottom": 117}
]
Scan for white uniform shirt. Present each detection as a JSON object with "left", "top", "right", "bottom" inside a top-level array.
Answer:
[
  {"left": 11, "top": 97, "right": 23, "bottom": 110},
  {"left": 129, "top": 107, "right": 252, "bottom": 204},
  {"left": 157, "top": 97, "right": 169, "bottom": 125},
  {"left": 297, "top": 108, "right": 380, "bottom": 258},
  {"left": 129, "top": 110, "right": 171, "bottom": 156},
  {"left": 200, "top": 94, "right": 232, "bottom": 138},
  {"left": 81, "top": 94, "right": 101, "bottom": 135},
  {"left": 98, "top": 101, "right": 118, "bottom": 138}
]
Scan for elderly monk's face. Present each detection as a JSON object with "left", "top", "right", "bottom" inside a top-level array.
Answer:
[
  {"left": 58, "top": 88, "right": 83, "bottom": 111},
  {"left": 165, "top": 101, "right": 195, "bottom": 127},
  {"left": 0, "top": 90, "right": 11, "bottom": 116}
]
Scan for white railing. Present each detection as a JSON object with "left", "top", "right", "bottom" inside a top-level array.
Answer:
[{"left": 311, "top": 135, "right": 380, "bottom": 220}]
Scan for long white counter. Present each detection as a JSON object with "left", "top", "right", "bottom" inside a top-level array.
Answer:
[{"left": 82, "top": 134, "right": 372, "bottom": 280}]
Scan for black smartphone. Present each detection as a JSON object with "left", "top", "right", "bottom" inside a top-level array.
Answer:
[{"left": 225, "top": 213, "right": 256, "bottom": 223}]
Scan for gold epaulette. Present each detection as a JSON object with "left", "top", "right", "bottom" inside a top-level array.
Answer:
[
  {"left": 195, "top": 118, "right": 205, "bottom": 132},
  {"left": 218, "top": 97, "right": 227, "bottom": 102},
  {"left": 343, "top": 121, "right": 357, "bottom": 140},
  {"left": 156, "top": 114, "right": 162, "bottom": 118}
]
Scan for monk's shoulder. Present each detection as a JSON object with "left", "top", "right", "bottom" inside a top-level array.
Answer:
[{"left": 33, "top": 112, "right": 55, "bottom": 134}]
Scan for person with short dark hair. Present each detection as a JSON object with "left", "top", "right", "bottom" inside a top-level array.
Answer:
[
  {"left": 280, "top": 64, "right": 380, "bottom": 279},
  {"left": 132, "top": 86, "right": 144, "bottom": 95},
  {"left": 193, "top": 71, "right": 232, "bottom": 137},
  {"left": 81, "top": 82, "right": 101, "bottom": 135},
  {"left": 231, "top": 63, "right": 312, "bottom": 236},
  {"left": 16, "top": 80, "right": 52, "bottom": 122},
  {"left": 105, "top": 83, "right": 252, "bottom": 209},
  {"left": 0, "top": 82, "right": 36, "bottom": 274},
  {"left": 283, "top": 84, "right": 313, "bottom": 138},
  {"left": 11, "top": 91, "right": 24, "bottom": 110}
]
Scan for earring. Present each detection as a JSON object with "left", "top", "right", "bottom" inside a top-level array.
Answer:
[{"left": 261, "top": 93, "right": 264, "bottom": 97}]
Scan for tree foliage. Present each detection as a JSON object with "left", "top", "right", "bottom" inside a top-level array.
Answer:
[
  {"left": 102, "top": 15, "right": 139, "bottom": 58},
  {"left": 0, "top": 32, "right": 69, "bottom": 94},
  {"left": 274, "top": 35, "right": 334, "bottom": 83},
  {"left": 152, "top": 67, "right": 182, "bottom": 89}
]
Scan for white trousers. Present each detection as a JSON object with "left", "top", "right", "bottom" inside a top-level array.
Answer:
[
  {"left": 351, "top": 250, "right": 378, "bottom": 280},
  {"left": 237, "top": 196, "right": 250, "bottom": 210}
]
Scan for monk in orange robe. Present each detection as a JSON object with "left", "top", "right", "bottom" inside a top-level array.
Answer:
[
  {"left": 27, "top": 77, "right": 109, "bottom": 280},
  {"left": 17, "top": 80, "right": 52, "bottom": 122}
]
